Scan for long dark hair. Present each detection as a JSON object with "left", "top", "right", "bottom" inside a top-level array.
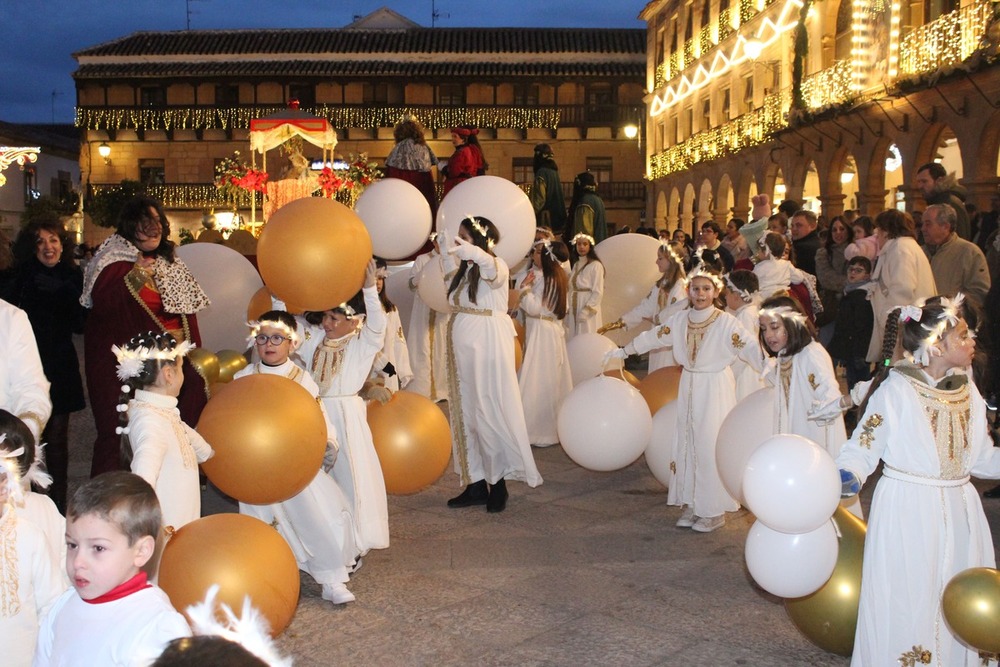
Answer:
[
  {"left": 12, "top": 216, "right": 75, "bottom": 268},
  {"left": 374, "top": 257, "right": 396, "bottom": 313},
  {"left": 117, "top": 196, "right": 176, "bottom": 262},
  {"left": 823, "top": 216, "right": 854, "bottom": 261},
  {"left": 447, "top": 217, "right": 500, "bottom": 305},
  {"left": 570, "top": 236, "right": 603, "bottom": 268},
  {"left": 537, "top": 240, "right": 569, "bottom": 320}
]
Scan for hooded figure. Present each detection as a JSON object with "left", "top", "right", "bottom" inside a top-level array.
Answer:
[
  {"left": 566, "top": 171, "right": 607, "bottom": 244},
  {"left": 529, "top": 144, "right": 567, "bottom": 234}
]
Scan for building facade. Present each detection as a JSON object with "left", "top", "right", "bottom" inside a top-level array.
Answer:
[
  {"left": 640, "top": 0, "right": 1000, "bottom": 232},
  {"left": 73, "top": 9, "right": 648, "bottom": 239}
]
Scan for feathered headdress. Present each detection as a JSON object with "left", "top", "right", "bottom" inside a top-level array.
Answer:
[
  {"left": 466, "top": 215, "right": 495, "bottom": 249},
  {"left": 571, "top": 233, "right": 596, "bottom": 247},
  {"left": 112, "top": 340, "right": 195, "bottom": 382},
  {"left": 247, "top": 319, "right": 301, "bottom": 349},
  {"left": 905, "top": 293, "right": 967, "bottom": 367},
  {"left": 0, "top": 437, "right": 25, "bottom": 507},
  {"left": 184, "top": 585, "right": 293, "bottom": 667},
  {"left": 684, "top": 248, "right": 724, "bottom": 290},
  {"left": 758, "top": 305, "right": 808, "bottom": 328}
]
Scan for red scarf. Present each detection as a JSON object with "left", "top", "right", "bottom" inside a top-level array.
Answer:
[{"left": 83, "top": 572, "right": 151, "bottom": 604}]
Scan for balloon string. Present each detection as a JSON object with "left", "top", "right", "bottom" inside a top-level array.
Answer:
[{"left": 831, "top": 516, "right": 842, "bottom": 539}]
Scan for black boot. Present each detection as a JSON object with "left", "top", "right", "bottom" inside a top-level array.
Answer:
[
  {"left": 487, "top": 479, "right": 508, "bottom": 513},
  {"left": 447, "top": 480, "right": 489, "bottom": 508}
]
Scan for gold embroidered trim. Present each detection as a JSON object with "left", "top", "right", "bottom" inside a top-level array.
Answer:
[
  {"left": 898, "top": 645, "right": 931, "bottom": 666},
  {"left": 134, "top": 402, "right": 198, "bottom": 470},
  {"left": 731, "top": 333, "right": 746, "bottom": 350},
  {"left": 909, "top": 378, "right": 971, "bottom": 476},
  {"left": 397, "top": 326, "right": 405, "bottom": 341},
  {"left": 428, "top": 310, "right": 438, "bottom": 399},
  {"left": 657, "top": 325, "right": 671, "bottom": 337},
  {"left": 686, "top": 309, "right": 722, "bottom": 365},
  {"left": 807, "top": 373, "right": 818, "bottom": 391},
  {"left": 858, "top": 413, "right": 884, "bottom": 449},
  {"left": 669, "top": 461, "right": 676, "bottom": 474},
  {"left": 0, "top": 511, "right": 19, "bottom": 618},
  {"left": 311, "top": 333, "right": 356, "bottom": 395},
  {"left": 447, "top": 274, "right": 472, "bottom": 484}
]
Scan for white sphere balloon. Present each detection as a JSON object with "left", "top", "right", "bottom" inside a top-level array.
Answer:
[
  {"left": 416, "top": 254, "right": 450, "bottom": 313},
  {"left": 557, "top": 376, "right": 652, "bottom": 472},
  {"left": 742, "top": 434, "right": 841, "bottom": 534},
  {"left": 436, "top": 176, "right": 535, "bottom": 267},
  {"left": 745, "top": 519, "right": 839, "bottom": 598},
  {"left": 355, "top": 178, "right": 433, "bottom": 260},
  {"left": 567, "top": 333, "right": 620, "bottom": 385},
  {"left": 716, "top": 387, "right": 777, "bottom": 505},
  {"left": 176, "top": 244, "right": 263, "bottom": 352},
  {"left": 594, "top": 233, "right": 664, "bottom": 346},
  {"left": 644, "top": 401, "right": 678, "bottom": 489}
]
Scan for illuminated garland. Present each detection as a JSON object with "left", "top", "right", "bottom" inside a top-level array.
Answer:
[
  {"left": 76, "top": 105, "right": 562, "bottom": 132},
  {"left": 801, "top": 59, "right": 854, "bottom": 110},
  {"left": 898, "top": 0, "right": 992, "bottom": 78},
  {"left": 649, "top": 91, "right": 788, "bottom": 179},
  {"left": 90, "top": 183, "right": 263, "bottom": 210},
  {"left": 0, "top": 146, "right": 39, "bottom": 188}
]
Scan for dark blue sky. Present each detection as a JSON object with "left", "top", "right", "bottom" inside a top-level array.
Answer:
[{"left": 0, "top": 0, "right": 646, "bottom": 124}]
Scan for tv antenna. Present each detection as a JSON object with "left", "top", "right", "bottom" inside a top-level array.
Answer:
[
  {"left": 185, "top": 0, "right": 207, "bottom": 30},
  {"left": 432, "top": 0, "right": 449, "bottom": 27}
]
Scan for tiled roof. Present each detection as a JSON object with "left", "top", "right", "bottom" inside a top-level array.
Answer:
[
  {"left": 74, "top": 59, "right": 645, "bottom": 80},
  {"left": 73, "top": 28, "right": 645, "bottom": 59}
]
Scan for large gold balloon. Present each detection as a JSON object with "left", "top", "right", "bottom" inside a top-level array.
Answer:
[
  {"left": 366, "top": 390, "right": 451, "bottom": 495},
  {"left": 636, "top": 366, "right": 682, "bottom": 415},
  {"left": 257, "top": 197, "right": 372, "bottom": 312},
  {"left": 216, "top": 349, "right": 248, "bottom": 383},
  {"left": 942, "top": 567, "right": 1000, "bottom": 654},
  {"left": 198, "top": 375, "right": 326, "bottom": 504},
  {"left": 784, "top": 506, "right": 866, "bottom": 656},
  {"left": 603, "top": 368, "right": 641, "bottom": 388},
  {"left": 159, "top": 514, "right": 300, "bottom": 637},
  {"left": 246, "top": 286, "right": 273, "bottom": 322},
  {"left": 186, "top": 348, "right": 220, "bottom": 385}
]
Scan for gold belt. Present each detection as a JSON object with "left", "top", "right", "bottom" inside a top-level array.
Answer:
[
  {"left": 527, "top": 314, "right": 557, "bottom": 322},
  {"left": 453, "top": 306, "right": 493, "bottom": 317}
]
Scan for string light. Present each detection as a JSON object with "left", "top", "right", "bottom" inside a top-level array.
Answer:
[
  {"left": 801, "top": 59, "right": 854, "bottom": 110},
  {"left": 0, "top": 146, "right": 39, "bottom": 189},
  {"left": 898, "top": 0, "right": 991, "bottom": 78}
]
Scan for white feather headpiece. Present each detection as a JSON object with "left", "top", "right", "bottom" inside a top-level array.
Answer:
[
  {"left": 0, "top": 437, "right": 25, "bottom": 506},
  {"left": 571, "top": 233, "right": 596, "bottom": 247},
  {"left": 184, "top": 585, "right": 293, "bottom": 667},
  {"left": 112, "top": 339, "right": 195, "bottom": 382},
  {"left": 906, "top": 293, "right": 966, "bottom": 367},
  {"left": 660, "top": 242, "right": 683, "bottom": 268},
  {"left": 23, "top": 440, "right": 52, "bottom": 490},
  {"left": 466, "top": 215, "right": 495, "bottom": 249},
  {"left": 758, "top": 305, "right": 808, "bottom": 328},
  {"left": 247, "top": 319, "right": 301, "bottom": 350},
  {"left": 725, "top": 274, "right": 754, "bottom": 303},
  {"left": 684, "top": 249, "right": 724, "bottom": 291},
  {"left": 534, "top": 239, "right": 557, "bottom": 262}
]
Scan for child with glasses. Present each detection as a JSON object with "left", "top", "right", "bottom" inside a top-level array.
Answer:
[{"left": 234, "top": 310, "right": 359, "bottom": 605}]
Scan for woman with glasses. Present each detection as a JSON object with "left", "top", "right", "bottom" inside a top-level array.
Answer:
[{"left": 81, "top": 195, "right": 210, "bottom": 476}]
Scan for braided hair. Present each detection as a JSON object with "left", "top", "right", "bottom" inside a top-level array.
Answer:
[{"left": 116, "top": 331, "right": 182, "bottom": 469}]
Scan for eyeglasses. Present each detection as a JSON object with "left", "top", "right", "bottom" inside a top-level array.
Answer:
[{"left": 254, "top": 334, "right": 288, "bottom": 346}]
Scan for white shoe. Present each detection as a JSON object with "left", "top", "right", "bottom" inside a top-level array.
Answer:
[
  {"left": 691, "top": 515, "right": 725, "bottom": 533},
  {"left": 321, "top": 582, "right": 355, "bottom": 604},
  {"left": 675, "top": 506, "right": 697, "bottom": 528}
]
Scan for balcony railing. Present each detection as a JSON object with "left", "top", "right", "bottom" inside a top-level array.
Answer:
[
  {"left": 801, "top": 59, "right": 854, "bottom": 110},
  {"left": 898, "top": 0, "right": 994, "bottom": 78},
  {"left": 517, "top": 181, "right": 645, "bottom": 202},
  {"left": 76, "top": 103, "right": 643, "bottom": 133}
]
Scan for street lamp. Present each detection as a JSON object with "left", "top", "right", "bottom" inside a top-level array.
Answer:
[
  {"left": 623, "top": 124, "right": 639, "bottom": 140},
  {"left": 98, "top": 142, "right": 111, "bottom": 165}
]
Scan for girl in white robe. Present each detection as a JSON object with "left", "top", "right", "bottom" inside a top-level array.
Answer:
[
  {"left": 565, "top": 233, "right": 605, "bottom": 337},
  {"left": 405, "top": 244, "right": 449, "bottom": 402},
  {"left": 442, "top": 217, "right": 542, "bottom": 513},
  {"left": 115, "top": 331, "right": 214, "bottom": 534},
  {"left": 372, "top": 259, "right": 413, "bottom": 392},
  {"left": 601, "top": 241, "right": 687, "bottom": 371},
  {"left": 609, "top": 267, "right": 764, "bottom": 532},
  {"left": 723, "top": 270, "right": 766, "bottom": 401},
  {"left": 0, "top": 426, "right": 64, "bottom": 667},
  {"left": 836, "top": 295, "right": 1000, "bottom": 666},
  {"left": 516, "top": 239, "right": 573, "bottom": 447},
  {"left": 299, "top": 260, "right": 390, "bottom": 554},
  {"left": 235, "top": 312, "right": 359, "bottom": 605}
]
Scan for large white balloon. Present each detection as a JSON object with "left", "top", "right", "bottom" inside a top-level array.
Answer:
[
  {"left": 716, "top": 387, "right": 777, "bottom": 505},
  {"left": 567, "top": 333, "right": 620, "bottom": 385},
  {"left": 355, "top": 179, "right": 433, "bottom": 260},
  {"left": 557, "top": 376, "right": 652, "bottom": 472},
  {"left": 416, "top": 254, "right": 451, "bottom": 313},
  {"left": 176, "top": 244, "right": 263, "bottom": 352},
  {"left": 644, "top": 401, "right": 678, "bottom": 489},
  {"left": 742, "top": 434, "right": 841, "bottom": 534},
  {"left": 436, "top": 176, "right": 535, "bottom": 267},
  {"left": 745, "top": 519, "right": 839, "bottom": 598},
  {"left": 594, "top": 234, "right": 664, "bottom": 346},
  {"left": 384, "top": 262, "right": 415, "bottom": 333}
]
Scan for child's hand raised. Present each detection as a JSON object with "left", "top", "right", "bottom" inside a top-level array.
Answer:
[
  {"left": 363, "top": 259, "right": 378, "bottom": 288},
  {"left": 751, "top": 194, "right": 771, "bottom": 221}
]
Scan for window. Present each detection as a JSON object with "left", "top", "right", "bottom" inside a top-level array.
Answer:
[
  {"left": 701, "top": 98, "right": 712, "bottom": 131},
  {"left": 835, "top": 0, "right": 853, "bottom": 61},
  {"left": 586, "top": 157, "right": 612, "bottom": 197},
  {"left": 363, "top": 83, "right": 404, "bottom": 104},
  {"left": 682, "top": 107, "right": 693, "bottom": 138},
  {"left": 743, "top": 75, "right": 754, "bottom": 109},
  {"left": 512, "top": 157, "right": 533, "bottom": 186},
  {"left": 721, "top": 87, "right": 731, "bottom": 120},
  {"left": 54, "top": 170, "right": 73, "bottom": 202},
  {"left": 586, "top": 84, "right": 614, "bottom": 123},
  {"left": 216, "top": 84, "right": 239, "bottom": 106},
  {"left": 23, "top": 166, "right": 37, "bottom": 205},
  {"left": 513, "top": 84, "right": 539, "bottom": 106},
  {"left": 140, "top": 87, "right": 166, "bottom": 107},
  {"left": 437, "top": 84, "right": 465, "bottom": 106},
  {"left": 139, "top": 159, "right": 165, "bottom": 185},
  {"left": 288, "top": 84, "right": 315, "bottom": 108}
]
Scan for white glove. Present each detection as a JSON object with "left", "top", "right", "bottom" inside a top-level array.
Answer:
[
  {"left": 807, "top": 395, "right": 852, "bottom": 424},
  {"left": 365, "top": 384, "right": 393, "bottom": 405},
  {"left": 448, "top": 235, "right": 481, "bottom": 262},
  {"left": 601, "top": 347, "right": 628, "bottom": 368},
  {"left": 322, "top": 443, "right": 338, "bottom": 472},
  {"left": 849, "top": 379, "right": 873, "bottom": 407}
]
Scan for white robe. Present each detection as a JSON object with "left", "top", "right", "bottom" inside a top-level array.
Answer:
[
  {"left": 443, "top": 248, "right": 542, "bottom": 488},
  {"left": 14, "top": 491, "right": 67, "bottom": 587},
  {"left": 34, "top": 585, "right": 191, "bottom": 667},
  {"left": 836, "top": 367, "right": 1000, "bottom": 667},
  {"left": 517, "top": 277, "right": 573, "bottom": 446},
  {"left": 0, "top": 510, "right": 64, "bottom": 667},
  {"left": 622, "top": 281, "right": 687, "bottom": 371},
  {"left": 235, "top": 360, "right": 358, "bottom": 584},
  {"left": 770, "top": 341, "right": 847, "bottom": 458},
  {"left": 127, "top": 390, "right": 214, "bottom": 533},
  {"left": 405, "top": 252, "right": 449, "bottom": 402},
  {"left": 753, "top": 257, "right": 810, "bottom": 299},
  {"left": 566, "top": 258, "right": 604, "bottom": 337},
  {"left": 300, "top": 286, "right": 389, "bottom": 553},
  {"left": 628, "top": 307, "right": 763, "bottom": 518},
  {"left": 373, "top": 307, "right": 413, "bottom": 392},
  {"left": 866, "top": 236, "right": 937, "bottom": 362},
  {"left": 727, "top": 302, "right": 766, "bottom": 401},
  {"left": 0, "top": 298, "right": 52, "bottom": 443}
]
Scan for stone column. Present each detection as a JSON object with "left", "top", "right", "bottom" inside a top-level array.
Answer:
[
  {"left": 818, "top": 193, "right": 847, "bottom": 221},
  {"left": 960, "top": 177, "right": 1000, "bottom": 214},
  {"left": 856, "top": 190, "right": 890, "bottom": 218}
]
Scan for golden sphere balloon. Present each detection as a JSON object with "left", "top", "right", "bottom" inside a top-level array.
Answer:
[
  {"left": 187, "top": 348, "right": 220, "bottom": 385},
  {"left": 784, "top": 506, "right": 866, "bottom": 656},
  {"left": 637, "top": 366, "right": 682, "bottom": 415},
  {"left": 198, "top": 375, "right": 326, "bottom": 504},
  {"left": 216, "top": 349, "right": 248, "bottom": 383},
  {"left": 159, "top": 514, "right": 300, "bottom": 637},
  {"left": 257, "top": 197, "right": 372, "bottom": 312},
  {"left": 366, "top": 390, "right": 451, "bottom": 495},
  {"left": 246, "top": 286, "right": 273, "bottom": 322},
  {"left": 514, "top": 338, "right": 523, "bottom": 373},
  {"left": 942, "top": 567, "right": 1000, "bottom": 654},
  {"left": 603, "top": 369, "right": 641, "bottom": 387}
]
